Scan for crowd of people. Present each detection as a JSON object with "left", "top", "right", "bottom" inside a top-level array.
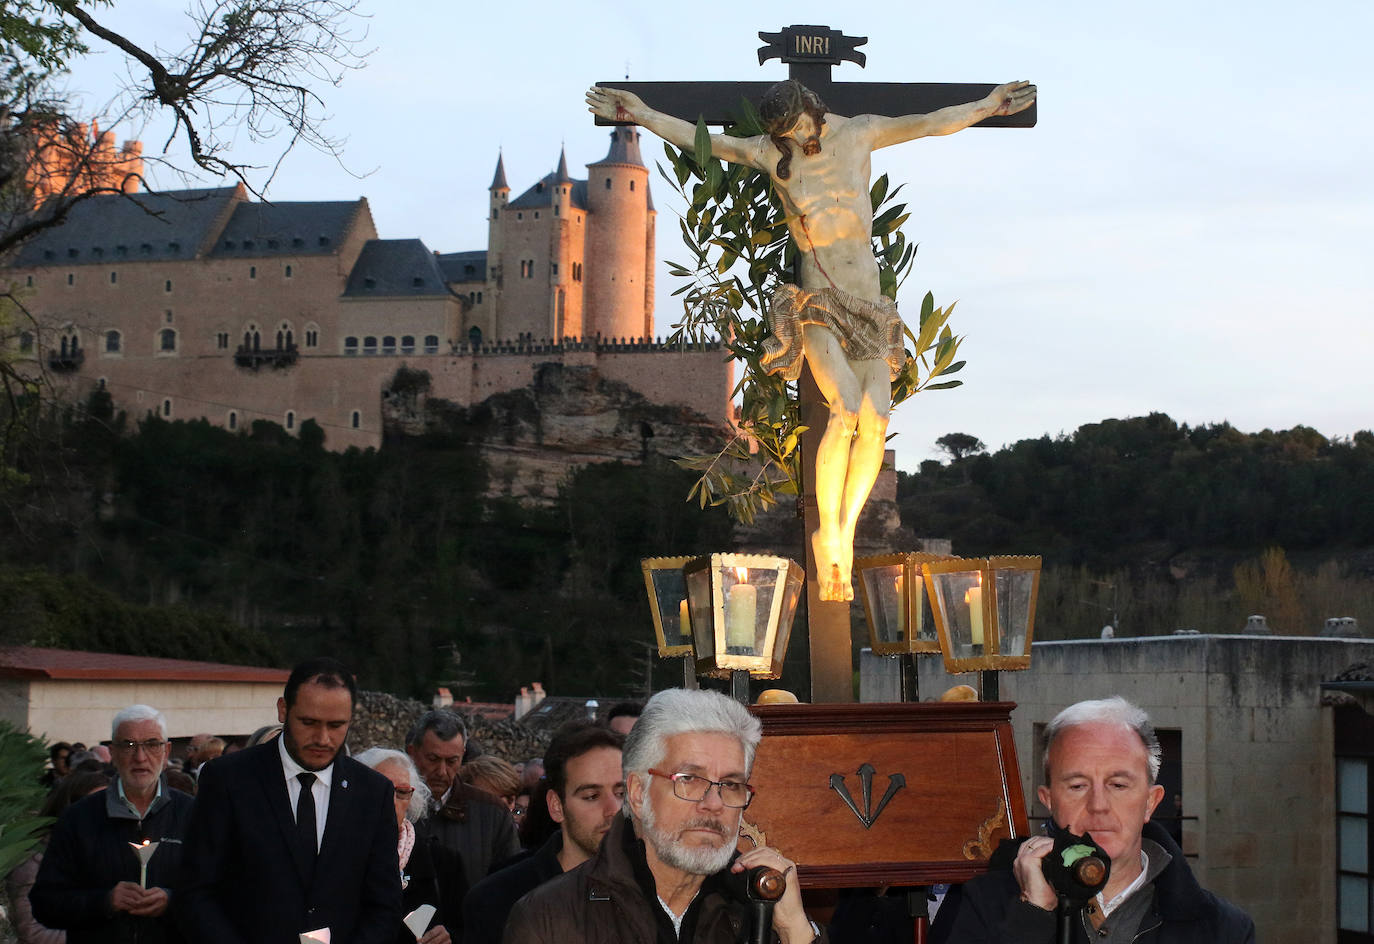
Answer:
[{"left": 8, "top": 656, "right": 1253, "bottom": 943}]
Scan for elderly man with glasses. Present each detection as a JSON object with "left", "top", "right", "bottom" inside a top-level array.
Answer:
[
  {"left": 505, "top": 688, "right": 824, "bottom": 944},
  {"left": 31, "top": 704, "right": 194, "bottom": 944}
]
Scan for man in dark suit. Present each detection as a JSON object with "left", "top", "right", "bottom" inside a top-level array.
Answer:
[{"left": 176, "top": 657, "right": 401, "bottom": 944}]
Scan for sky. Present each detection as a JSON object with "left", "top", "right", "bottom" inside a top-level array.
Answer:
[{"left": 60, "top": 0, "right": 1374, "bottom": 469}]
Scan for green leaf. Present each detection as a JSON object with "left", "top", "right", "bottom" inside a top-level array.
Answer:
[
  {"left": 693, "top": 118, "right": 712, "bottom": 170},
  {"left": 870, "top": 174, "right": 889, "bottom": 211}
]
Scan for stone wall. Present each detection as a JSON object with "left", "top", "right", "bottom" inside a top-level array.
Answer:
[{"left": 346, "top": 690, "right": 546, "bottom": 762}]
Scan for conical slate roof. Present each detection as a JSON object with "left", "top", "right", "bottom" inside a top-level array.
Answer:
[
  {"left": 490, "top": 153, "right": 509, "bottom": 190},
  {"left": 588, "top": 126, "right": 645, "bottom": 168},
  {"left": 554, "top": 147, "right": 572, "bottom": 184}
]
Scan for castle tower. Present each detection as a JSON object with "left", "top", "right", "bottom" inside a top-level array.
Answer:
[
  {"left": 478, "top": 153, "right": 509, "bottom": 346},
  {"left": 549, "top": 148, "right": 584, "bottom": 338},
  {"left": 584, "top": 127, "right": 652, "bottom": 341}
]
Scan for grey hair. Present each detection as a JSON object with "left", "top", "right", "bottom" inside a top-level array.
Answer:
[
  {"left": 622, "top": 688, "right": 762, "bottom": 822},
  {"left": 1043, "top": 696, "right": 1162, "bottom": 784},
  {"left": 355, "top": 747, "right": 432, "bottom": 822},
  {"left": 405, "top": 710, "right": 468, "bottom": 748},
  {"left": 111, "top": 704, "right": 168, "bottom": 741}
]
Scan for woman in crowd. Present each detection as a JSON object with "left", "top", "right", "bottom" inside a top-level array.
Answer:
[
  {"left": 6, "top": 771, "right": 111, "bottom": 944},
  {"left": 355, "top": 748, "right": 464, "bottom": 944}
]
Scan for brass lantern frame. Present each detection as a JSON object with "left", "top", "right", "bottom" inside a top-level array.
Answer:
[
  {"left": 683, "top": 552, "right": 804, "bottom": 680},
  {"left": 922, "top": 555, "right": 1042, "bottom": 673},
  {"left": 641, "top": 556, "right": 697, "bottom": 658},
  {"left": 855, "top": 551, "right": 955, "bottom": 656}
]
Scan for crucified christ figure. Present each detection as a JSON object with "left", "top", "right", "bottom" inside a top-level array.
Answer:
[{"left": 588, "top": 79, "right": 1036, "bottom": 601}]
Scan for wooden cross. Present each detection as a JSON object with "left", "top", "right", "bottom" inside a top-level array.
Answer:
[{"left": 599, "top": 25, "right": 1035, "bottom": 704}]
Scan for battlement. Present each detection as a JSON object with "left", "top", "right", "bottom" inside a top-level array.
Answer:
[{"left": 456, "top": 335, "right": 723, "bottom": 356}]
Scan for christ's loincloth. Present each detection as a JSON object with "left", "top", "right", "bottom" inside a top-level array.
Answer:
[{"left": 759, "top": 283, "right": 905, "bottom": 382}]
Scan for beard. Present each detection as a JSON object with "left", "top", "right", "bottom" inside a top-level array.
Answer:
[
  {"left": 800, "top": 136, "right": 822, "bottom": 156},
  {"left": 638, "top": 797, "right": 737, "bottom": 875}
]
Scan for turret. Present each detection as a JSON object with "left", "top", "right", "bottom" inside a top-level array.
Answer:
[
  {"left": 583, "top": 127, "right": 652, "bottom": 341},
  {"left": 486, "top": 151, "right": 509, "bottom": 308}
]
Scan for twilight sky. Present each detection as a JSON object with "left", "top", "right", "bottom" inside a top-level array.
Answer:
[{"left": 62, "top": 0, "right": 1374, "bottom": 468}]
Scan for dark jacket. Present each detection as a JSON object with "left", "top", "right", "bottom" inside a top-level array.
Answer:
[
  {"left": 398, "top": 828, "right": 467, "bottom": 944},
  {"left": 30, "top": 778, "right": 194, "bottom": 944},
  {"left": 175, "top": 741, "right": 401, "bottom": 944},
  {"left": 462, "top": 830, "right": 564, "bottom": 944},
  {"left": 418, "top": 783, "right": 521, "bottom": 891},
  {"left": 503, "top": 812, "right": 824, "bottom": 944},
  {"left": 929, "top": 821, "right": 1255, "bottom": 944}
]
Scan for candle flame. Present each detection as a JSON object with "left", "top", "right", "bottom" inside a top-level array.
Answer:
[
  {"left": 964, "top": 588, "right": 973, "bottom": 604},
  {"left": 734, "top": 566, "right": 749, "bottom": 583}
]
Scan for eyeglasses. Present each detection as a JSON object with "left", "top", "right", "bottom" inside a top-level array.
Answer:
[
  {"left": 115, "top": 739, "right": 167, "bottom": 755},
  {"left": 647, "top": 768, "right": 755, "bottom": 809},
  {"left": 393, "top": 786, "right": 415, "bottom": 800}
]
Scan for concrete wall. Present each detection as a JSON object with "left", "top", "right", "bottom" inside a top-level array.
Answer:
[
  {"left": 919, "top": 634, "right": 1374, "bottom": 944},
  {"left": 3, "top": 678, "right": 284, "bottom": 744}
]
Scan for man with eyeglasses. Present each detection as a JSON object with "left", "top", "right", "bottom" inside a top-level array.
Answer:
[
  {"left": 31, "top": 704, "right": 194, "bottom": 944},
  {"left": 505, "top": 688, "right": 823, "bottom": 944}
]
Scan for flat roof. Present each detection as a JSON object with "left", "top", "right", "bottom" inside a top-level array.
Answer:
[{"left": 0, "top": 646, "right": 289, "bottom": 683}]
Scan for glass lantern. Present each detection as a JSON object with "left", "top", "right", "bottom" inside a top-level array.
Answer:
[
  {"left": 641, "top": 556, "right": 696, "bottom": 658},
  {"left": 855, "top": 552, "right": 953, "bottom": 656},
  {"left": 682, "top": 553, "right": 804, "bottom": 679},
  {"left": 923, "top": 556, "right": 1041, "bottom": 673}
]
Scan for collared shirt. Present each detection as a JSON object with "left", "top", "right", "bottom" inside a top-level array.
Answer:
[
  {"left": 278, "top": 735, "right": 333, "bottom": 848},
  {"left": 1098, "top": 849, "right": 1150, "bottom": 917},
  {"left": 115, "top": 776, "right": 163, "bottom": 819}
]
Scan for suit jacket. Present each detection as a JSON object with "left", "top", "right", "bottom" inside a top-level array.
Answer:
[{"left": 175, "top": 742, "right": 401, "bottom": 944}]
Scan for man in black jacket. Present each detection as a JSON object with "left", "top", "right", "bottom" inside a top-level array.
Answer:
[
  {"left": 31, "top": 704, "right": 194, "bottom": 944},
  {"left": 461, "top": 722, "right": 624, "bottom": 944},
  {"left": 930, "top": 696, "right": 1254, "bottom": 944},
  {"left": 175, "top": 657, "right": 401, "bottom": 944}
]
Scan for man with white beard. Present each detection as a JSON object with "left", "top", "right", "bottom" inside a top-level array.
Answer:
[{"left": 503, "top": 688, "right": 823, "bottom": 943}]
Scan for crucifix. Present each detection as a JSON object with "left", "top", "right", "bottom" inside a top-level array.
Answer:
[{"left": 591, "top": 25, "right": 1035, "bottom": 703}]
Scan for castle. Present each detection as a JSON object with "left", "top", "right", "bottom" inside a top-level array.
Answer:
[{"left": 3, "top": 128, "right": 730, "bottom": 455}]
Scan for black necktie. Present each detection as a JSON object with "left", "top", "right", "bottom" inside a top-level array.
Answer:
[{"left": 296, "top": 772, "right": 318, "bottom": 856}]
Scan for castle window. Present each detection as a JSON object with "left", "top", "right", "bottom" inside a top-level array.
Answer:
[
  {"left": 605, "top": 178, "right": 611, "bottom": 189},
  {"left": 467, "top": 326, "right": 482, "bottom": 348},
  {"left": 224, "top": 240, "right": 236, "bottom": 249},
  {"left": 630, "top": 180, "right": 635, "bottom": 191},
  {"left": 165, "top": 279, "right": 172, "bottom": 292},
  {"left": 552, "top": 263, "right": 558, "bottom": 276},
  {"left": 468, "top": 292, "right": 475, "bottom": 303},
  {"left": 492, "top": 209, "right": 498, "bottom": 219},
  {"left": 534, "top": 211, "right": 540, "bottom": 219},
  {"left": 285, "top": 411, "right": 295, "bottom": 430},
  {"left": 116, "top": 245, "right": 127, "bottom": 256},
  {"left": 93, "top": 247, "right": 103, "bottom": 258},
  {"left": 464, "top": 264, "right": 475, "bottom": 277},
  {"left": 141, "top": 243, "right": 152, "bottom": 254},
  {"left": 554, "top": 205, "right": 559, "bottom": 216},
  {"left": 159, "top": 328, "right": 177, "bottom": 353},
  {"left": 67, "top": 273, "right": 74, "bottom": 285},
  {"left": 19, "top": 332, "right": 33, "bottom": 352},
  {"left": 44, "top": 250, "right": 54, "bottom": 260},
  {"left": 163, "top": 399, "right": 173, "bottom": 418},
  {"left": 477, "top": 291, "right": 483, "bottom": 303},
  {"left": 351, "top": 411, "right": 360, "bottom": 429},
  {"left": 250, "top": 266, "right": 257, "bottom": 279},
  {"left": 305, "top": 328, "right": 319, "bottom": 348},
  {"left": 382, "top": 336, "right": 396, "bottom": 355},
  {"left": 344, "top": 336, "right": 359, "bottom": 355},
  {"left": 401, "top": 335, "right": 415, "bottom": 354},
  {"left": 268, "top": 239, "right": 278, "bottom": 249},
  {"left": 319, "top": 236, "right": 330, "bottom": 247},
  {"left": 97, "top": 377, "right": 106, "bottom": 390},
  {"left": 109, "top": 271, "right": 117, "bottom": 284},
  {"left": 284, "top": 265, "right": 293, "bottom": 278},
  {"left": 363, "top": 336, "right": 377, "bottom": 355},
  {"left": 165, "top": 310, "right": 173, "bottom": 324},
  {"left": 364, "top": 277, "right": 375, "bottom": 288},
  {"left": 25, "top": 275, "right": 32, "bottom": 287},
  {"left": 412, "top": 277, "right": 424, "bottom": 288},
  {"left": 536, "top": 182, "right": 544, "bottom": 193},
  {"left": 216, "top": 332, "right": 230, "bottom": 350},
  {"left": 424, "top": 335, "right": 439, "bottom": 354},
  {"left": 168, "top": 242, "right": 180, "bottom": 252},
  {"left": 105, "top": 330, "right": 121, "bottom": 353},
  {"left": 292, "top": 238, "right": 304, "bottom": 248},
  {"left": 517, "top": 212, "right": 523, "bottom": 221},
  {"left": 228, "top": 411, "right": 238, "bottom": 430},
  {"left": 243, "top": 239, "right": 254, "bottom": 250}
]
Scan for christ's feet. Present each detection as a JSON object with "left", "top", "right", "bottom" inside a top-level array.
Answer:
[{"left": 812, "top": 530, "right": 854, "bottom": 602}]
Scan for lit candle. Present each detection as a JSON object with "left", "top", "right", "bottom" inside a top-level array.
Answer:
[
  {"left": 678, "top": 599, "right": 691, "bottom": 640},
  {"left": 725, "top": 568, "right": 757, "bottom": 650},
  {"left": 894, "top": 573, "right": 907, "bottom": 638},
  {"left": 129, "top": 839, "right": 159, "bottom": 888},
  {"left": 965, "top": 585, "right": 984, "bottom": 646}
]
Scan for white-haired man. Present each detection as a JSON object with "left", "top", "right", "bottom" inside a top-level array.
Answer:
[
  {"left": 930, "top": 696, "right": 1254, "bottom": 944},
  {"left": 504, "top": 688, "right": 823, "bottom": 943},
  {"left": 31, "top": 704, "right": 195, "bottom": 944}
]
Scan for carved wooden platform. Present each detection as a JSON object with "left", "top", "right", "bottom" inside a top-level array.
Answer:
[{"left": 742, "top": 701, "right": 1028, "bottom": 887}]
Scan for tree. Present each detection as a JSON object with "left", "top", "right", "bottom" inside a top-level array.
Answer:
[
  {"left": 935, "top": 432, "right": 986, "bottom": 462},
  {"left": 1, "top": 0, "right": 368, "bottom": 256}
]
